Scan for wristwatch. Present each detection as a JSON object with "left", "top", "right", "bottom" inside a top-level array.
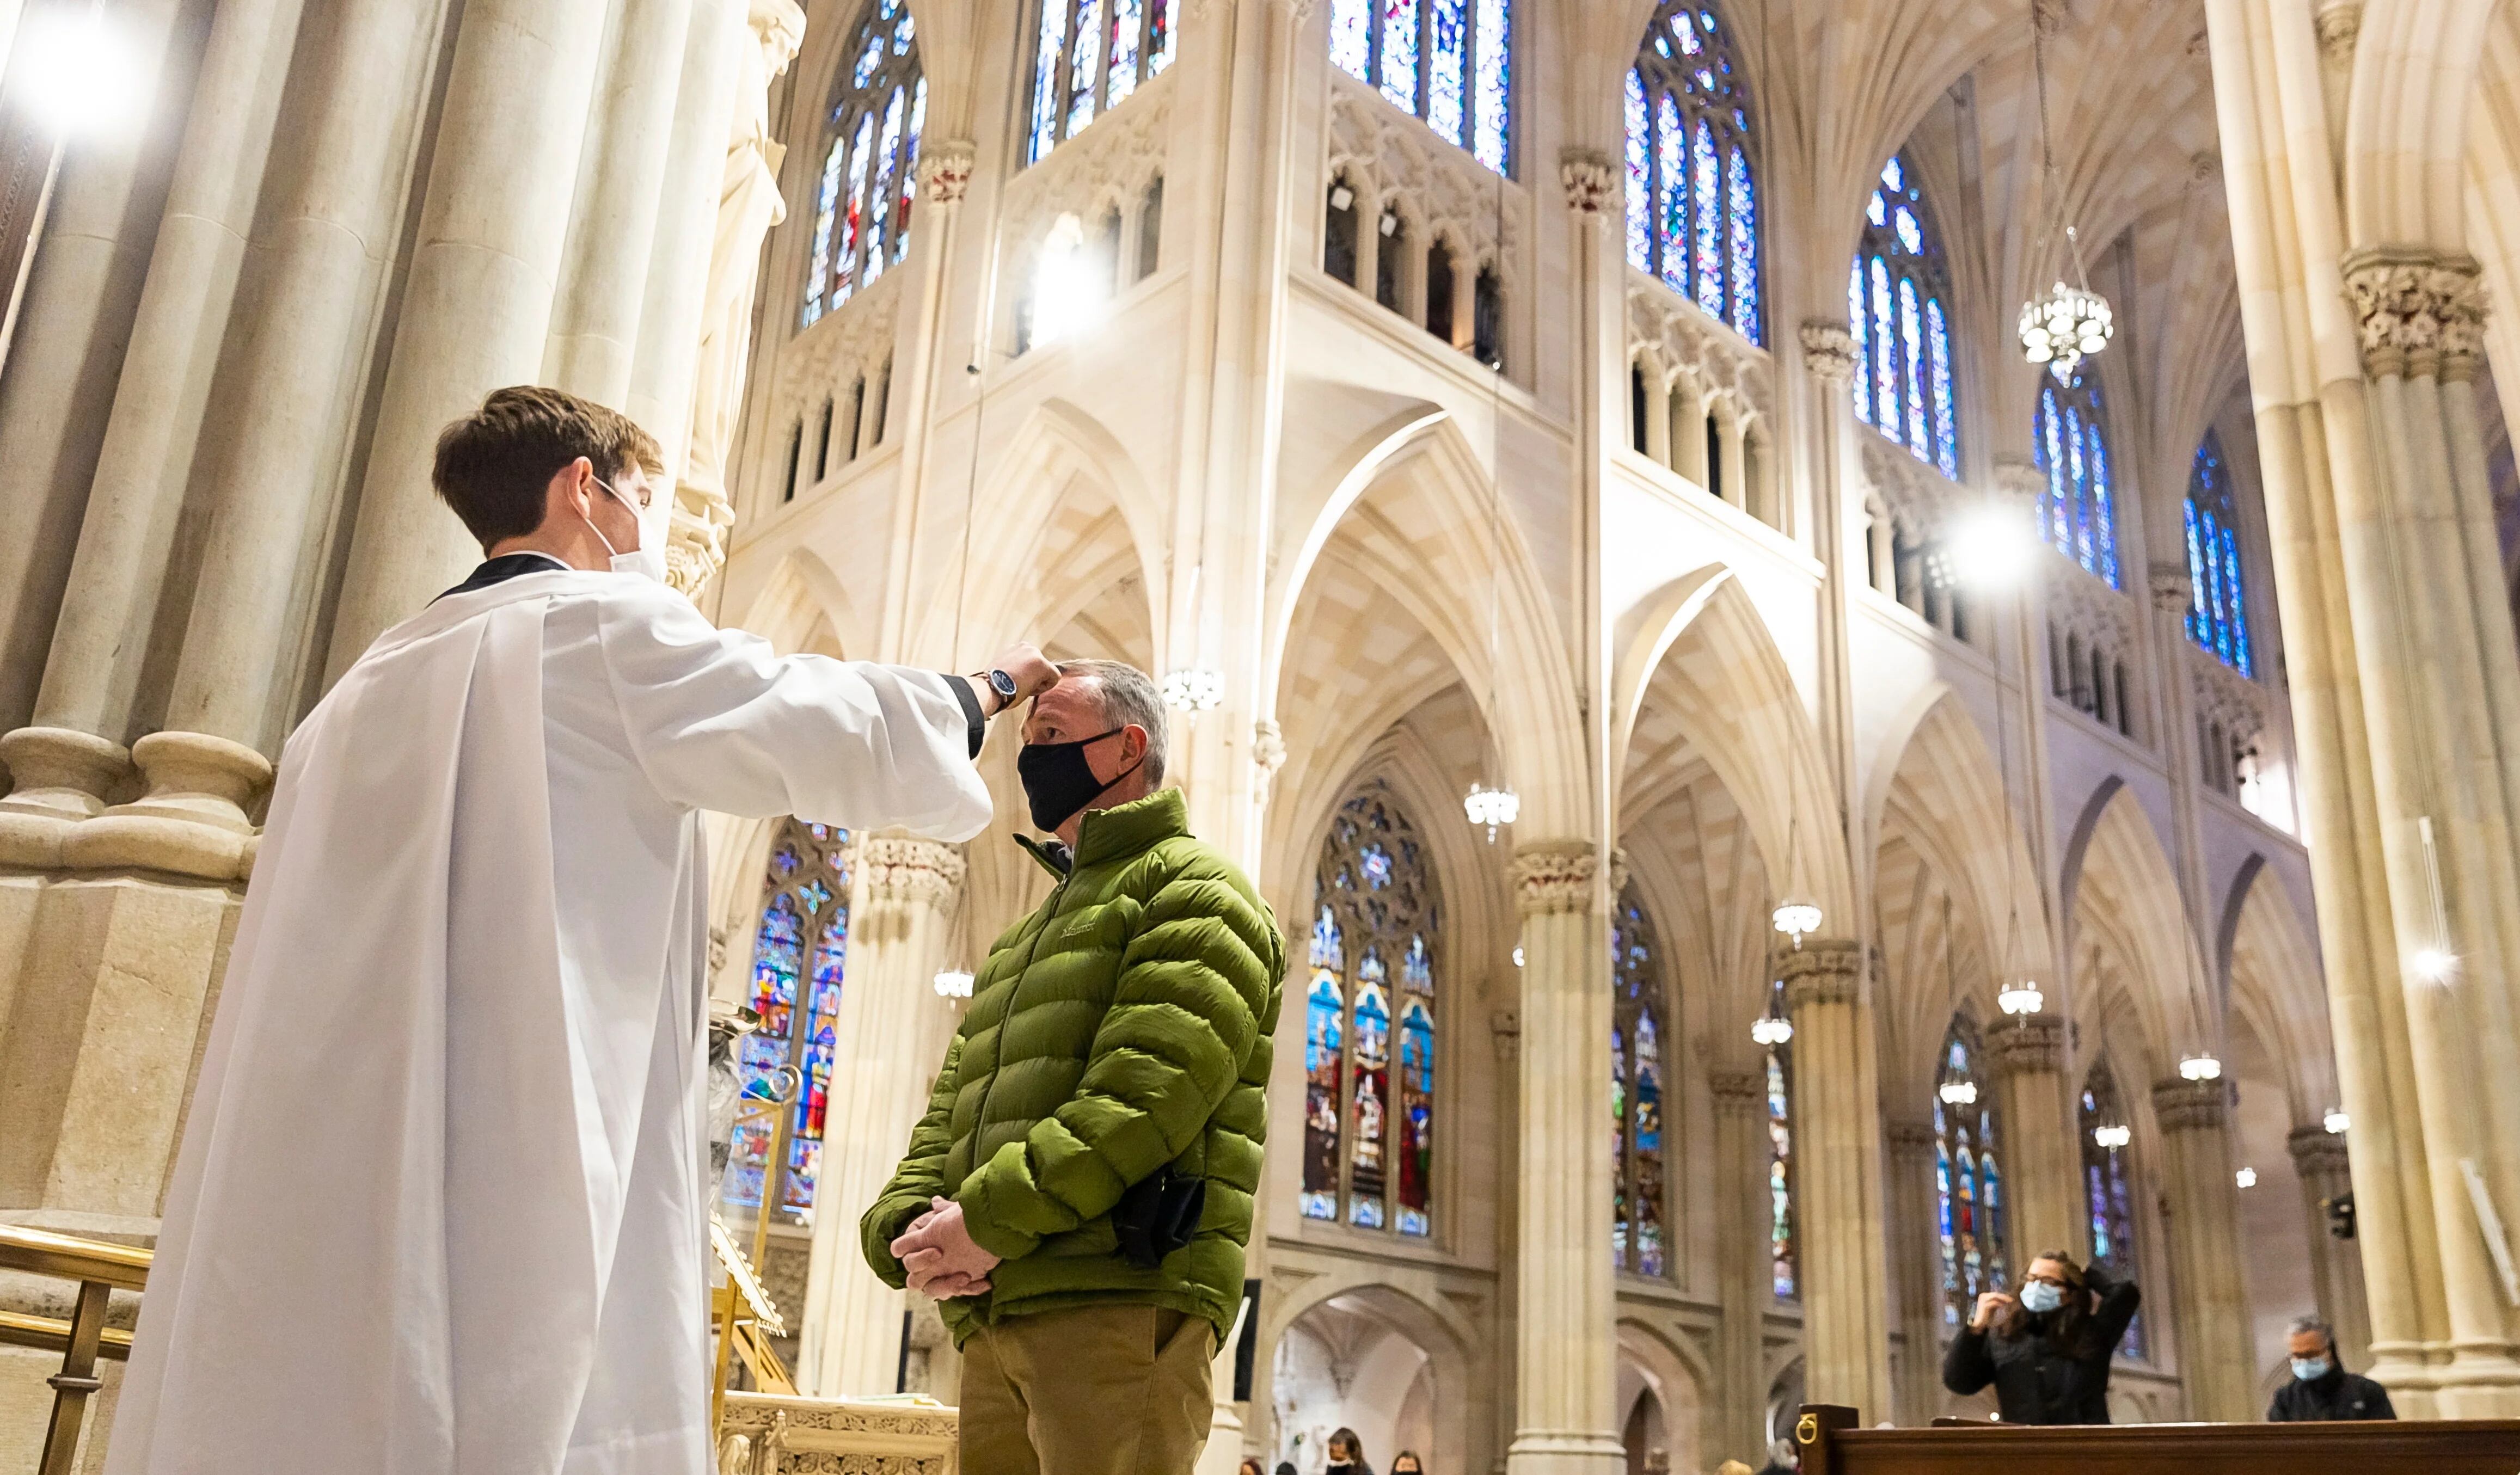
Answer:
[{"left": 982, "top": 668, "right": 1020, "bottom": 715}]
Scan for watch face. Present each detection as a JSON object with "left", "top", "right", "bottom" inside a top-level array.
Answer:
[{"left": 990, "top": 669, "right": 1020, "bottom": 700}]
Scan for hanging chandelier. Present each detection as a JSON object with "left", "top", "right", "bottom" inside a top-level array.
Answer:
[
  {"left": 1159, "top": 666, "right": 1223, "bottom": 713},
  {"left": 1464, "top": 781, "right": 1518, "bottom": 843},
  {"left": 2178, "top": 1054, "right": 2223, "bottom": 1081},
  {"left": 1751, "top": 1011, "right": 1793, "bottom": 1047},
  {"left": 2092, "top": 1123, "right": 2131, "bottom": 1150},
  {"left": 1771, "top": 900, "right": 1822, "bottom": 943},
  {"left": 2018, "top": 17, "right": 2112, "bottom": 379},
  {"left": 1939, "top": 1079, "right": 1979, "bottom": 1107},
  {"left": 1997, "top": 980, "right": 2045, "bottom": 1015}
]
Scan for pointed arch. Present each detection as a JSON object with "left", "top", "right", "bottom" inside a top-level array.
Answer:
[
  {"left": 2222, "top": 858, "right": 2339, "bottom": 1123},
  {"left": 1624, "top": 0, "right": 1762, "bottom": 343},
  {"left": 801, "top": 0, "right": 926, "bottom": 327},
  {"left": 733, "top": 545, "right": 867, "bottom": 660},
  {"left": 2063, "top": 782, "right": 2202, "bottom": 1071}
]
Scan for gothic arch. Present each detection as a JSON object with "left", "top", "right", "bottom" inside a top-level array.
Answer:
[
  {"left": 2063, "top": 782, "right": 2202, "bottom": 1070},
  {"left": 732, "top": 545, "right": 867, "bottom": 661},
  {"left": 1260, "top": 1275, "right": 1492, "bottom": 1473},
  {"left": 2345, "top": 0, "right": 2501, "bottom": 249},
  {"left": 1616, "top": 1316, "right": 1711, "bottom": 1474},
  {"left": 2222, "top": 859, "right": 2339, "bottom": 1122}
]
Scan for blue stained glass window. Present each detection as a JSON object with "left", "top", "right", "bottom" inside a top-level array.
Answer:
[
  {"left": 2080, "top": 1061, "right": 2146, "bottom": 1359},
  {"left": 1028, "top": 0, "right": 1176, "bottom": 163},
  {"left": 2185, "top": 432, "right": 2254, "bottom": 675},
  {"left": 1333, "top": 0, "right": 1510, "bottom": 172},
  {"left": 1331, "top": 0, "right": 1370, "bottom": 74},
  {"left": 1306, "top": 782, "right": 1440, "bottom": 1235},
  {"left": 1623, "top": 0, "right": 1760, "bottom": 342},
  {"left": 802, "top": 2, "right": 924, "bottom": 326},
  {"left": 725, "top": 820, "right": 851, "bottom": 1220},
  {"left": 1612, "top": 887, "right": 1673, "bottom": 1277},
  {"left": 1849, "top": 152, "right": 1960, "bottom": 472},
  {"left": 2031, "top": 368, "right": 2122, "bottom": 587},
  {"left": 1848, "top": 266, "right": 1871, "bottom": 424},
  {"left": 1471, "top": 0, "right": 1509, "bottom": 170},
  {"left": 1427, "top": 0, "right": 1467, "bottom": 144},
  {"left": 1933, "top": 1018, "right": 2008, "bottom": 1329},
  {"left": 1768, "top": 1022, "right": 1797, "bottom": 1298},
  {"left": 1380, "top": 0, "right": 1418, "bottom": 112}
]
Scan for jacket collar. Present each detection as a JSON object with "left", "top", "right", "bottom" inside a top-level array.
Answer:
[{"left": 1015, "top": 788, "right": 1188, "bottom": 877}]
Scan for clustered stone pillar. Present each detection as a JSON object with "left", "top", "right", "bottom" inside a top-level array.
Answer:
[
  {"left": 798, "top": 832, "right": 965, "bottom": 1398},
  {"left": 2289, "top": 1124, "right": 2372, "bottom": 1372},
  {"left": 1508, "top": 840, "right": 1622, "bottom": 1474},
  {"left": 2150, "top": 1078, "right": 2254, "bottom": 1421},
  {"left": 1882, "top": 1119, "right": 1943, "bottom": 1425},
  {"left": 1777, "top": 939, "right": 1894, "bottom": 1419},
  {"left": 1982, "top": 1012, "right": 2080, "bottom": 1262},
  {"left": 1709, "top": 1069, "right": 1773, "bottom": 1458}
]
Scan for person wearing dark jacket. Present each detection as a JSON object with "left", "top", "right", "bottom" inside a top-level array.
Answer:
[
  {"left": 1942, "top": 1249, "right": 2141, "bottom": 1424},
  {"left": 2267, "top": 1316, "right": 2395, "bottom": 1421}
]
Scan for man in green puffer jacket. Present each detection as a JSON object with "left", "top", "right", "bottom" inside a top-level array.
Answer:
[{"left": 863, "top": 659, "right": 1284, "bottom": 1475}]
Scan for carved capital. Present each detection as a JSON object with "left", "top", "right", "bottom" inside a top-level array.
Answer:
[
  {"left": 2288, "top": 1124, "right": 2351, "bottom": 1179},
  {"left": 1252, "top": 718, "right": 1287, "bottom": 778},
  {"left": 1885, "top": 1119, "right": 1940, "bottom": 1155},
  {"left": 1709, "top": 1068, "right": 1765, "bottom": 1116},
  {"left": 1800, "top": 319, "right": 1859, "bottom": 384},
  {"left": 2148, "top": 561, "right": 2194, "bottom": 614},
  {"left": 2151, "top": 1077, "right": 2229, "bottom": 1132},
  {"left": 2314, "top": 1, "right": 2361, "bottom": 64},
  {"left": 1991, "top": 453, "right": 2044, "bottom": 501},
  {"left": 1560, "top": 148, "right": 1616, "bottom": 216},
  {"left": 1777, "top": 937, "right": 1861, "bottom": 1011},
  {"left": 2342, "top": 248, "right": 2488, "bottom": 379},
  {"left": 1512, "top": 839, "right": 1610, "bottom": 915},
  {"left": 856, "top": 833, "right": 967, "bottom": 909},
  {"left": 664, "top": 478, "right": 736, "bottom": 596},
  {"left": 1982, "top": 1013, "right": 2067, "bottom": 1079},
  {"left": 919, "top": 140, "right": 977, "bottom": 203}
]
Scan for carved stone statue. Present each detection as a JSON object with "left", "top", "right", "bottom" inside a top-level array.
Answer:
[{"left": 670, "top": 0, "right": 808, "bottom": 595}]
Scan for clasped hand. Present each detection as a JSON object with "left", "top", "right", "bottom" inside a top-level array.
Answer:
[{"left": 891, "top": 1196, "right": 1002, "bottom": 1299}]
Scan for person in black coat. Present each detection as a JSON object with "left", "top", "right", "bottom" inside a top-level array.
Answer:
[
  {"left": 2267, "top": 1316, "right": 2395, "bottom": 1421},
  {"left": 1942, "top": 1249, "right": 2141, "bottom": 1424}
]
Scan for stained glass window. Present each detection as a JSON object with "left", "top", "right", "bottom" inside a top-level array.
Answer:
[
  {"left": 801, "top": 0, "right": 925, "bottom": 327},
  {"left": 1026, "top": 0, "right": 1177, "bottom": 164},
  {"left": 1623, "top": 2, "right": 1759, "bottom": 344},
  {"left": 1328, "top": 0, "right": 1511, "bottom": 173},
  {"left": 2032, "top": 368, "right": 2122, "bottom": 587},
  {"left": 1768, "top": 1018, "right": 1797, "bottom": 1298},
  {"left": 1932, "top": 1019, "right": 2007, "bottom": 1330},
  {"left": 726, "top": 819, "right": 851, "bottom": 1222},
  {"left": 1303, "top": 782, "right": 1440, "bottom": 1236},
  {"left": 2184, "top": 432, "right": 2254, "bottom": 677},
  {"left": 1611, "top": 885, "right": 1671, "bottom": 1276},
  {"left": 1850, "top": 154, "right": 1960, "bottom": 475},
  {"left": 2080, "top": 1059, "right": 2146, "bottom": 1359}
]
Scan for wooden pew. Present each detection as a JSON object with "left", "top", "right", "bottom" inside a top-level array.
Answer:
[{"left": 1793, "top": 1402, "right": 2520, "bottom": 1474}]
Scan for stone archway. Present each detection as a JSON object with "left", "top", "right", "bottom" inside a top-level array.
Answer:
[{"left": 1271, "top": 1291, "right": 1456, "bottom": 1475}]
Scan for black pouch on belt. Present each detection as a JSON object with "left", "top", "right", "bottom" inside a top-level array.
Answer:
[{"left": 1111, "top": 1166, "right": 1206, "bottom": 1270}]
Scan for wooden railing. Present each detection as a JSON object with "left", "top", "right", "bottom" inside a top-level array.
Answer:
[
  {"left": 0, "top": 1225, "right": 150, "bottom": 1475},
  {"left": 1794, "top": 1402, "right": 2520, "bottom": 1474}
]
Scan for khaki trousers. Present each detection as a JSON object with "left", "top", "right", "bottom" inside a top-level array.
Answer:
[{"left": 957, "top": 1304, "right": 1217, "bottom": 1475}]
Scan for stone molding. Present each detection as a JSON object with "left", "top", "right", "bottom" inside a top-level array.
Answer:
[
  {"left": 917, "top": 139, "right": 976, "bottom": 202},
  {"left": 1991, "top": 453, "right": 2044, "bottom": 501},
  {"left": 2288, "top": 1124, "right": 2351, "bottom": 1178},
  {"left": 1981, "top": 1013, "right": 2066, "bottom": 1078},
  {"left": 1253, "top": 718, "right": 1287, "bottom": 780},
  {"left": 2151, "top": 1077, "right": 2230, "bottom": 1132},
  {"left": 1709, "top": 1068, "right": 1764, "bottom": 1115},
  {"left": 1325, "top": 70, "right": 1526, "bottom": 294},
  {"left": 1777, "top": 937, "right": 1861, "bottom": 1010},
  {"left": 2147, "top": 561, "right": 2193, "bottom": 614},
  {"left": 2314, "top": 1, "right": 2362, "bottom": 64},
  {"left": 1885, "top": 1119, "right": 1939, "bottom": 1154},
  {"left": 1511, "top": 840, "right": 1625, "bottom": 915},
  {"left": 1799, "top": 319, "right": 1858, "bottom": 384},
  {"left": 2341, "top": 247, "right": 2488, "bottom": 379},
  {"left": 856, "top": 833, "right": 966, "bottom": 908},
  {"left": 1629, "top": 275, "right": 1775, "bottom": 425},
  {"left": 719, "top": 1393, "right": 955, "bottom": 1474},
  {"left": 0, "top": 726, "right": 270, "bottom": 882},
  {"left": 1559, "top": 149, "right": 1615, "bottom": 216}
]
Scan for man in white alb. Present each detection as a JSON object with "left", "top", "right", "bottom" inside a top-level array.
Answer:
[{"left": 105, "top": 386, "right": 1056, "bottom": 1475}]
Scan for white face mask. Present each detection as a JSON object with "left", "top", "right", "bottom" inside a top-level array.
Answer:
[
  {"left": 2020, "top": 1280, "right": 2066, "bottom": 1315},
  {"left": 589, "top": 475, "right": 666, "bottom": 583}
]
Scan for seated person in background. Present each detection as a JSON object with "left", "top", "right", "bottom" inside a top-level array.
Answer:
[
  {"left": 1325, "top": 1429, "right": 1374, "bottom": 1475},
  {"left": 2268, "top": 1316, "right": 2395, "bottom": 1421},
  {"left": 1943, "top": 1250, "right": 2141, "bottom": 1424},
  {"left": 1389, "top": 1453, "right": 1425, "bottom": 1474}
]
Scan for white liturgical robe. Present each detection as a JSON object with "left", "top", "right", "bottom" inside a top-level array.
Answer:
[{"left": 106, "top": 568, "right": 992, "bottom": 1475}]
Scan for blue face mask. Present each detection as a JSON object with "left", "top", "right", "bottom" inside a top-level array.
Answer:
[
  {"left": 2292, "top": 1356, "right": 2333, "bottom": 1382},
  {"left": 2020, "top": 1280, "right": 2065, "bottom": 1315}
]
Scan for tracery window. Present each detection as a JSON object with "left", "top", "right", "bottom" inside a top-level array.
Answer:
[
  {"left": 1026, "top": 0, "right": 1179, "bottom": 165},
  {"left": 727, "top": 819, "right": 851, "bottom": 1221},
  {"left": 2080, "top": 1060, "right": 2146, "bottom": 1359},
  {"left": 1849, "top": 155, "right": 1959, "bottom": 479},
  {"left": 1612, "top": 886, "right": 1671, "bottom": 1276},
  {"left": 2184, "top": 432, "right": 2254, "bottom": 677},
  {"left": 1302, "top": 782, "right": 1439, "bottom": 1236},
  {"left": 1933, "top": 1018, "right": 2007, "bottom": 1329},
  {"left": 2034, "top": 367, "right": 2121, "bottom": 587},
  {"left": 1768, "top": 1027, "right": 1797, "bottom": 1298},
  {"left": 1622, "top": 1, "right": 1760, "bottom": 345},
  {"left": 1329, "top": 0, "right": 1511, "bottom": 173},
  {"left": 801, "top": 0, "right": 925, "bottom": 328}
]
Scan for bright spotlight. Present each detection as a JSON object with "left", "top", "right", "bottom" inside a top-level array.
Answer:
[
  {"left": 1942, "top": 499, "right": 2034, "bottom": 592},
  {"left": 1997, "top": 982, "right": 2045, "bottom": 1016},
  {"left": 932, "top": 969, "right": 974, "bottom": 999},
  {"left": 2093, "top": 1123, "right": 2131, "bottom": 1150},
  {"left": 2235, "top": 1166, "right": 2258, "bottom": 1190},
  {"left": 1028, "top": 214, "right": 1103, "bottom": 347},
  {"left": 2178, "top": 1054, "right": 2223, "bottom": 1082},
  {"left": 2323, "top": 1109, "right": 2350, "bottom": 1136},
  {"left": 19, "top": 9, "right": 134, "bottom": 141},
  {"left": 1939, "top": 1080, "right": 1979, "bottom": 1106},
  {"left": 2412, "top": 947, "right": 2457, "bottom": 983}
]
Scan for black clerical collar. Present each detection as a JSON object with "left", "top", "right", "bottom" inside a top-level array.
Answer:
[{"left": 435, "top": 551, "right": 572, "bottom": 603}]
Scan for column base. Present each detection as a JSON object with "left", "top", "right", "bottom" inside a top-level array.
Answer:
[
  {"left": 65, "top": 732, "right": 272, "bottom": 881},
  {"left": 2430, "top": 1343, "right": 2520, "bottom": 1418},
  {"left": 1505, "top": 1430, "right": 1627, "bottom": 1475},
  {"left": 0, "top": 728, "right": 133, "bottom": 868}
]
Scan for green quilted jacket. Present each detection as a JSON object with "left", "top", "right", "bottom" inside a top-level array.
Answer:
[{"left": 860, "top": 788, "right": 1285, "bottom": 1343}]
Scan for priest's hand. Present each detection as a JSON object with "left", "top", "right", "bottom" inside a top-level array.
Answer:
[
  {"left": 892, "top": 1196, "right": 1002, "bottom": 1299},
  {"left": 967, "top": 645, "right": 1060, "bottom": 718}
]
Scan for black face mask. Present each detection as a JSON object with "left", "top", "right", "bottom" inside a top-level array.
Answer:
[{"left": 1016, "top": 727, "right": 1141, "bottom": 832}]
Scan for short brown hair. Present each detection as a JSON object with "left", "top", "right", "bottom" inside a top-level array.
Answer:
[{"left": 431, "top": 385, "right": 665, "bottom": 548}]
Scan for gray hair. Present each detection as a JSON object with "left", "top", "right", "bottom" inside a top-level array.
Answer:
[
  {"left": 1056, "top": 659, "right": 1169, "bottom": 785},
  {"left": 2288, "top": 1315, "right": 2334, "bottom": 1347}
]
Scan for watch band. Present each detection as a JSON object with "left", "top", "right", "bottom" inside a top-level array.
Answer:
[{"left": 982, "top": 668, "right": 1020, "bottom": 715}]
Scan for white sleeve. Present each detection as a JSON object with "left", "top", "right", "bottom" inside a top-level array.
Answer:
[{"left": 592, "top": 582, "right": 995, "bottom": 840}]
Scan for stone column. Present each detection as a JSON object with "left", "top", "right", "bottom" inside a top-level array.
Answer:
[
  {"left": 1778, "top": 939, "right": 1894, "bottom": 1419},
  {"left": 798, "top": 833, "right": 964, "bottom": 1397},
  {"left": 1982, "top": 1013, "right": 2080, "bottom": 1262},
  {"left": 1507, "top": 840, "right": 1622, "bottom": 1474},
  {"left": 2151, "top": 1078, "right": 2255, "bottom": 1422},
  {"left": 1710, "top": 1069, "right": 1771, "bottom": 1459},
  {"left": 2289, "top": 1125, "right": 2372, "bottom": 1371},
  {"left": 326, "top": 0, "right": 616, "bottom": 675},
  {"left": 1883, "top": 1119, "right": 1943, "bottom": 1425}
]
